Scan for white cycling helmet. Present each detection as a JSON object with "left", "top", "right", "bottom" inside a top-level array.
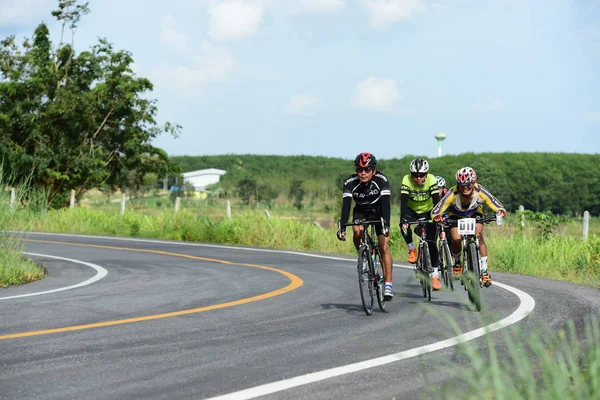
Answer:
[
  {"left": 436, "top": 176, "right": 446, "bottom": 188},
  {"left": 409, "top": 158, "right": 429, "bottom": 174}
]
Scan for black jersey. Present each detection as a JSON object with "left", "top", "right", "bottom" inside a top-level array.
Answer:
[
  {"left": 339, "top": 171, "right": 392, "bottom": 229},
  {"left": 342, "top": 172, "right": 391, "bottom": 209}
]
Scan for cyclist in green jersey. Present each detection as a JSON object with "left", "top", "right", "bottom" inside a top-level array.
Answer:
[{"left": 399, "top": 158, "right": 442, "bottom": 290}]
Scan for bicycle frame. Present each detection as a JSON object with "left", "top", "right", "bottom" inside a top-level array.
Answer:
[
  {"left": 436, "top": 222, "right": 454, "bottom": 290},
  {"left": 445, "top": 215, "right": 497, "bottom": 311},
  {"left": 405, "top": 218, "right": 433, "bottom": 301},
  {"left": 340, "top": 218, "right": 387, "bottom": 315}
]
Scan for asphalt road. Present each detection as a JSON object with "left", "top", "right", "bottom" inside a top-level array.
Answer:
[{"left": 1, "top": 232, "right": 599, "bottom": 400}]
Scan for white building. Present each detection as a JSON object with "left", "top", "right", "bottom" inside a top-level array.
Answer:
[{"left": 182, "top": 168, "right": 226, "bottom": 191}]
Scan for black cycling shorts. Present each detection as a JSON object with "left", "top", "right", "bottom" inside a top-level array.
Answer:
[{"left": 353, "top": 207, "right": 385, "bottom": 236}]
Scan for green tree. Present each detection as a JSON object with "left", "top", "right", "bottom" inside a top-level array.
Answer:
[
  {"left": 0, "top": 0, "right": 180, "bottom": 208},
  {"left": 238, "top": 178, "right": 257, "bottom": 205},
  {"left": 288, "top": 179, "right": 305, "bottom": 211},
  {"left": 257, "top": 183, "right": 279, "bottom": 208}
]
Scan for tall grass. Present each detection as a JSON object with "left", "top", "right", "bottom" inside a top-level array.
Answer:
[
  {"left": 0, "top": 236, "right": 44, "bottom": 287},
  {"left": 491, "top": 233, "right": 600, "bottom": 287},
  {"left": 440, "top": 315, "right": 600, "bottom": 399},
  {"left": 6, "top": 207, "right": 600, "bottom": 288},
  {"left": 0, "top": 169, "right": 46, "bottom": 287}
]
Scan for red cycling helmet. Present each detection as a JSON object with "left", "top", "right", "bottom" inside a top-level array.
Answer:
[
  {"left": 456, "top": 166, "right": 477, "bottom": 186},
  {"left": 354, "top": 152, "right": 377, "bottom": 169}
]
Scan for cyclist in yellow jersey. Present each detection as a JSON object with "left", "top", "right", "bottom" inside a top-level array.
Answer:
[
  {"left": 431, "top": 166, "right": 506, "bottom": 287},
  {"left": 399, "top": 158, "right": 442, "bottom": 290}
]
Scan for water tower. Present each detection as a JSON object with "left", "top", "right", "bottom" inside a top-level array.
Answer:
[{"left": 435, "top": 132, "right": 447, "bottom": 157}]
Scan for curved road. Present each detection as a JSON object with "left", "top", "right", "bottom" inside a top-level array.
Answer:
[{"left": 1, "top": 232, "right": 598, "bottom": 400}]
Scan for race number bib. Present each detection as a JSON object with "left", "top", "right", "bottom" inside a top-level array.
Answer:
[{"left": 457, "top": 218, "right": 477, "bottom": 235}]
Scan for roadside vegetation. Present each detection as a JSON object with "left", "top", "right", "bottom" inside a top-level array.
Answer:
[
  {"left": 0, "top": 182, "right": 46, "bottom": 287},
  {"left": 5, "top": 203, "right": 600, "bottom": 289},
  {"left": 440, "top": 315, "right": 600, "bottom": 400}
]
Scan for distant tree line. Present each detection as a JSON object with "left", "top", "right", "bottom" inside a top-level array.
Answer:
[{"left": 171, "top": 153, "right": 600, "bottom": 216}]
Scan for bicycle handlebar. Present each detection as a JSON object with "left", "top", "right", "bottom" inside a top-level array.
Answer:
[
  {"left": 340, "top": 218, "right": 385, "bottom": 228},
  {"left": 401, "top": 217, "right": 431, "bottom": 226},
  {"left": 439, "top": 214, "right": 497, "bottom": 227}
]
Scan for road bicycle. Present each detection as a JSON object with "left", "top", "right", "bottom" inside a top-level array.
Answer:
[
  {"left": 339, "top": 218, "right": 387, "bottom": 315},
  {"left": 444, "top": 214, "right": 498, "bottom": 311},
  {"left": 403, "top": 218, "right": 435, "bottom": 301},
  {"left": 437, "top": 221, "right": 454, "bottom": 291}
]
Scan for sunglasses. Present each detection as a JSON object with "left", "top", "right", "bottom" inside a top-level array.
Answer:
[
  {"left": 411, "top": 173, "right": 427, "bottom": 178},
  {"left": 356, "top": 167, "right": 374, "bottom": 173}
]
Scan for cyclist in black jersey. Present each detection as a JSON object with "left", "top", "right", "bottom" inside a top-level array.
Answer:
[{"left": 337, "top": 152, "right": 394, "bottom": 300}]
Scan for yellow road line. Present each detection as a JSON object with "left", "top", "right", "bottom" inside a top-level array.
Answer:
[{"left": 1, "top": 239, "right": 303, "bottom": 340}]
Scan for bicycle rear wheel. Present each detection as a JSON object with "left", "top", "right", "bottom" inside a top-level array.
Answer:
[
  {"left": 373, "top": 249, "right": 386, "bottom": 312},
  {"left": 465, "top": 241, "right": 482, "bottom": 311},
  {"left": 357, "top": 247, "right": 374, "bottom": 315}
]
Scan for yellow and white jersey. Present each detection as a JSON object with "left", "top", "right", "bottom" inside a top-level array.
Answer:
[{"left": 431, "top": 183, "right": 505, "bottom": 218}]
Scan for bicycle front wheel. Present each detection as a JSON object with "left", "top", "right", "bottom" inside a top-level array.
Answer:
[
  {"left": 421, "top": 244, "right": 432, "bottom": 301},
  {"left": 357, "top": 247, "right": 374, "bottom": 315},
  {"left": 440, "top": 241, "right": 454, "bottom": 291},
  {"left": 465, "top": 241, "right": 481, "bottom": 311},
  {"left": 373, "top": 249, "right": 386, "bottom": 312}
]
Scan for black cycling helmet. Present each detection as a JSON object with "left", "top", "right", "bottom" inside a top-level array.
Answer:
[{"left": 354, "top": 152, "right": 377, "bottom": 169}]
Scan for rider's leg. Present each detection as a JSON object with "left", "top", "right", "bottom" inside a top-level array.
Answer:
[
  {"left": 377, "top": 234, "right": 393, "bottom": 283},
  {"left": 450, "top": 226, "right": 462, "bottom": 261},
  {"left": 476, "top": 224, "right": 492, "bottom": 286},
  {"left": 425, "top": 222, "right": 439, "bottom": 268},
  {"left": 425, "top": 222, "right": 442, "bottom": 289},
  {"left": 477, "top": 225, "right": 487, "bottom": 256},
  {"left": 377, "top": 233, "right": 394, "bottom": 299},
  {"left": 449, "top": 226, "right": 463, "bottom": 277},
  {"left": 401, "top": 223, "right": 414, "bottom": 247},
  {"left": 476, "top": 223, "right": 488, "bottom": 270},
  {"left": 352, "top": 225, "right": 363, "bottom": 251},
  {"left": 402, "top": 209, "right": 419, "bottom": 263}
]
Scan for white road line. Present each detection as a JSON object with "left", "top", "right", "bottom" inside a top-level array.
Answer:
[
  {"left": 15, "top": 230, "right": 537, "bottom": 399},
  {"left": 0, "top": 253, "right": 108, "bottom": 301},
  {"left": 205, "top": 281, "right": 535, "bottom": 400}
]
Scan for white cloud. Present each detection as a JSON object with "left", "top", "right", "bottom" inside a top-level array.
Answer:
[
  {"left": 286, "top": 94, "right": 320, "bottom": 116},
  {"left": 209, "top": 0, "right": 264, "bottom": 40},
  {"left": 159, "top": 16, "right": 188, "bottom": 50},
  {"left": 152, "top": 44, "right": 238, "bottom": 95},
  {"left": 585, "top": 112, "right": 600, "bottom": 126},
  {"left": 0, "top": 0, "right": 49, "bottom": 25},
  {"left": 352, "top": 77, "right": 401, "bottom": 112},
  {"left": 363, "top": 0, "right": 426, "bottom": 29},
  {"left": 472, "top": 101, "right": 508, "bottom": 113},
  {"left": 296, "top": 0, "right": 346, "bottom": 13}
]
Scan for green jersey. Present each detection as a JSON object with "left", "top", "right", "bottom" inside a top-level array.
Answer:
[{"left": 400, "top": 173, "right": 438, "bottom": 214}]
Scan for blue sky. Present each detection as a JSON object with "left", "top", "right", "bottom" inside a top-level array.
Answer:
[{"left": 2, "top": 0, "right": 599, "bottom": 159}]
